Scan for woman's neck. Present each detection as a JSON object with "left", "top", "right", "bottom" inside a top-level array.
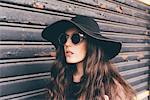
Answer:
[{"left": 73, "top": 61, "right": 84, "bottom": 83}]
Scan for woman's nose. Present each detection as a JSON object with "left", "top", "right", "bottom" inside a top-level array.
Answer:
[{"left": 64, "top": 37, "right": 72, "bottom": 47}]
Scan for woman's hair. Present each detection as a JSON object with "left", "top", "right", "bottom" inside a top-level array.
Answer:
[{"left": 49, "top": 33, "right": 136, "bottom": 100}]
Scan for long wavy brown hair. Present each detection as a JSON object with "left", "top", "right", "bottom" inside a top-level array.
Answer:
[{"left": 49, "top": 34, "right": 136, "bottom": 100}]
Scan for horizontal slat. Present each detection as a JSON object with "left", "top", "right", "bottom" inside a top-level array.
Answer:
[
  {"left": 0, "top": 57, "right": 54, "bottom": 64},
  {"left": 123, "top": 43, "right": 150, "bottom": 47},
  {"left": 0, "top": 22, "right": 45, "bottom": 28},
  {"left": 101, "top": 32, "right": 150, "bottom": 39},
  {"left": 116, "top": 59, "right": 150, "bottom": 71},
  {"left": 0, "top": 89, "right": 48, "bottom": 100},
  {"left": 0, "top": 1, "right": 149, "bottom": 27},
  {"left": 112, "top": 51, "right": 150, "bottom": 63},
  {"left": 112, "top": 0, "right": 150, "bottom": 11},
  {"left": 0, "top": 75, "right": 51, "bottom": 97},
  {"left": 120, "top": 66, "right": 149, "bottom": 78},
  {"left": 98, "top": 22, "right": 149, "bottom": 35},
  {"left": 69, "top": 0, "right": 150, "bottom": 20},
  {"left": 121, "top": 43, "right": 150, "bottom": 52},
  {"left": 121, "top": 48, "right": 150, "bottom": 53},
  {"left": 1, "top": 0, "right": 150, "bottom": 20},
  {"left": 0, "top": 41, "right": 52, "bottom": 45},
  {"left": 0, "top": 72, "right": 51, "bottom": 82},
  {"left": 0, "top": 26, "right": 44, "bottom": 41},
  {"left": 11, "top": 90, "right": 49, "bottom": 100},
  {"left": 127, "top": 74, "right": 149, "bottom": 86},
  {"left": 133, "top": 82, "right": 148, "bottom": 92},
  {"left": 101, "top": 32, "right": 150, "bottom": 43},
  {"left": 0, "top": 44, "right": 55, "bottom": 59},
  {"left": 120, "top": 66, "right": 149, "bottom": 76},
  {"left": 0, "top": 60, "right": 53, "bottom": 78},
  {"left": 123, "top": 70, "right": 149, "bottom": 80},
  {"left": 0, "top": 3, "right": 69, "bottom": 25}
]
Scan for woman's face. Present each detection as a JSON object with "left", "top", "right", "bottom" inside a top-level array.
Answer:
[{"left": 63, "top": 28, "right": 87, "bottom": 64}]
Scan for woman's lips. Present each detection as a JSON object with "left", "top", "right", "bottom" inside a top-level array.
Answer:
[{"left": 65, "top": 51, "right": 74, "bottom": 57}]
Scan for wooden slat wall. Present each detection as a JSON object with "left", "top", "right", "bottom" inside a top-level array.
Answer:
[{"left": 0, "top": 0, "right": 149, "bottom": 99}]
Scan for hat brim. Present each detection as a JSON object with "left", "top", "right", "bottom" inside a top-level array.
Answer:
[{"left": 42, "top": 20, "right": 122, "bottom": 60}]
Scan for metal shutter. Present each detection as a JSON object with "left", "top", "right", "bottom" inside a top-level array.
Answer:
[{"left": 0, "top": 0, "right": 149, "bottom": 99}]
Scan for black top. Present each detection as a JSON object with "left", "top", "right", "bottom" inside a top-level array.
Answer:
[{"left": 66, "top": 81, "right": 82, "bottom": 100}]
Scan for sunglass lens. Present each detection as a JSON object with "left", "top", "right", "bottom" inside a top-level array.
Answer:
[
  {"left": 59, "top": 34, "right": 67, "bottom": 45},
  {"left": 71, "top": 34, "right": 80, "bottom": 44}
]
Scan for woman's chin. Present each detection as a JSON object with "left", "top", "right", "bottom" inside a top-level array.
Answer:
[
  {"left": 66, "top": 60, "right": 76, "bottom": 64},
  {"left": 66, "top": 59, "right": 79, "bottom": 64}
]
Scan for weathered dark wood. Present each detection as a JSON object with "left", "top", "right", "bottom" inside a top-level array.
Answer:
[
  {"left": 0, "top": 2, "right": 149, "bottom": 27},
  {"left": 120, "top": 66, "right": 149, "bottom": 79},
  {"left": 0, "top": 60, "right": 53, "bottom": 78},
  {"left": 110, "top": 0, "right": 150, "bottom": 11},
  {"left": 105, "top": 0, "right": 150, "bottom": 20},
  {"left": 0, "top": 89, "right": 48, "bottom": 100},
  {"left": 123, "top": 69, "right": 149, "bottom": 80},
  {"left": 0, "top": 57, "right": 54, "bottom": 64},
  {"left": 121, "top": 43, "right": 150, "bottom": 52},
  {"left": 1, "top": 0, "right": 150, "bottom": 20},
  {"left": 0, "top": 25, "right": 44, "bottom": 41},
  {"left": 0, "top": 4, "right": 68, "bottom": 25},
  {"left": 98, "top": 22, "right": 150, "bottom": 35},
  {"left": 0, "top": 75, "right": 51, "bottom": 97},
  {"left": 12, "top": 90, "right": 49, "bottom": 100},
  {"left": 116, "top": 59, "right": 150, "bottom": 71},
  {"left": 133, "top": 82, "right": 148, "bottom": 92},
  {"left": 67, "top": 0, "right": 150, "bottom": 20},
  {"left": 112, "top": 53, "right": 150, "bottom": 63},
  {"left": 101, "top": 32, "right": 150, "bottom": 43},
  {"left": 0, "top": 44, "right": 55, "bottom": 59},
  {"left": 0, "top": 89, "right": 49, "bottom": 100},
  {"left": 127, "top": 74, "right": 148, "bottom": 86}
]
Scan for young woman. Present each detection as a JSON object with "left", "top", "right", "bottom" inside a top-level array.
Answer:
[{"left": 42, "top": 15, "right": 136, "bottom": 100}]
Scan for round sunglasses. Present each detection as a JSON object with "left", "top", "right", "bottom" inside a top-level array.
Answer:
[{"left": 58, "top": 32, "right": 86, "bottom": 45}]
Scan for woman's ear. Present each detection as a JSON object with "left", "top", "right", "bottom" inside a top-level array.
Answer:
[{"left": 104, "top": 95, "right": 109, "bottom": 100}]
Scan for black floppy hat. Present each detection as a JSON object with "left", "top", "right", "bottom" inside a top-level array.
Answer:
[{"left": 42, "top": 15, "right": 122, "bottom": 60}]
